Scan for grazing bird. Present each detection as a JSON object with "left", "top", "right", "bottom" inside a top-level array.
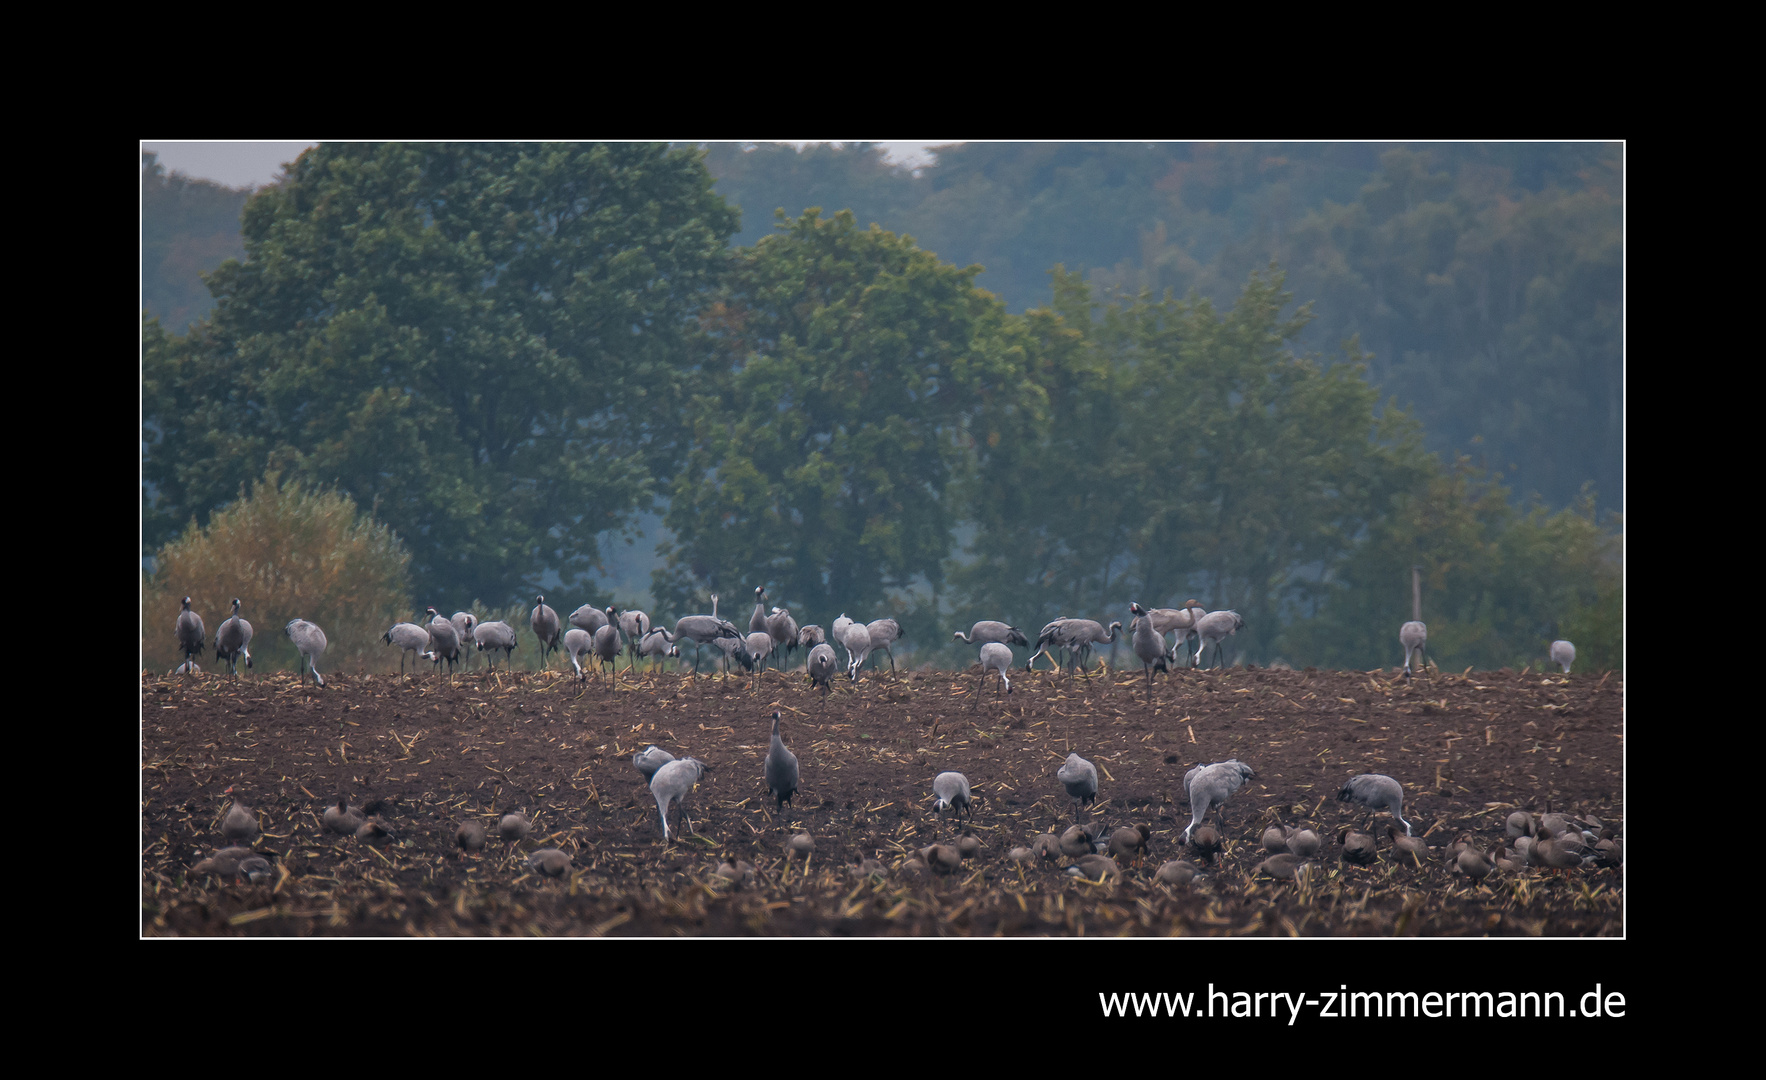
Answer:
[
  {"left": 1129, "top": 603, "right": 1169, "bottom": 684},
  {"left": 1057, "top": 753, "right": 1099, "bottom": 822},
  {"left": 977, "top": 642, "right": 1014, "bottom": 696},
  {"left": 563, "top": 627, "right": 594, "bottom": 681},
  {"left": 1055, "top": 619, "right": 1124, "bottom": 676},
  {"left": 673, "top": 595, "right": 744, "bottom": 675},
  {"left": 499, "top": 811, "right": 532, "bottom": 845},
  {"left": 527, "top": 848, "right": 572, "bottom": 878},
  {"left": 831, "top": 615, "right": 854, "bottom": 666},
  {"left": 1400, "top": 620, "right": 1428, "bottom": 679},
  {"left": 797, "top": 624, "right": 826, "bottom": 649},
  {"left": 1388, "top": 825, "right": 1427, "bottom": 867},
  {"left": 593, "top": 607, "right": 623, "bottom": 680},
  {"left": 953, "top": 621, "right": 1029, "bottom": 648},
  {"left": 569, "top": 604, "right": 609, "bottom": 635},
  {"left": 322, "top": 796, "right": 366, "bottom": 836},
  {"left": 764, "top": 711, "right": 799, "bottom": 813},
  {"left": 473, "top": 621, "right": 518, "bottom": 671},
  {"left": 1456, "top": 845, "right": 1494, "bottom": 884},
  {"left": 456, "top": 820, "right": 486, "bottom": 854},
  {"left": 1188, "top": 825, "right": 1223, "bottom": 860},
  {"left": 1066, "top": 854, "right": 1122, "bottom": 882},
  {"left": 1181, "top": 759, "right": 1255, "bottom": 844},
  {"left": 1506, "top": 811, "right": 1536, "bottom": 839},
  {"left": 1060, "top": 823, "right": 1103, "bottom": 858},
  {"left": 1339, "top": 827, "right": 1378, "bottom": 866},
  {"left": 806, "top": 642, "right": 838, "bottom": 698},
  {"left": 1261, "top": 825, "right": 1289, "bottom": 854},
  {"left": 192, "top": 846, "right": 273, "bottom": 885},
  {"left": 717, "top": 859, "right": 759, "bottom": 888},
  {"left": 383, "top": 622, "right": 430, "bottom": 677},
  {"left": 922, "top": 843, "right": 964, "bottom": 876},
  {"left": 633, "top": 745, "right": 675, "bottom": 784},
  {"left": 176, "top": 596, "right": 206, "bottom": 670},
  {"left": 1107, "top": 825, "right": 1152, "bottom": 866},
  {"left": 214, "top": 598, "right": 253, "bottom": 676},
  {"left": 619, "top": 609, "right": 652, "bottom": 671},
  {"left": 530, "top": 596, "right": 561, "bottom": 670},
  {"left": 932, "top": 771, "right": 973, "bottom": 824},
  {"left": 1255, "top": 853, "right": 1308, "bottom": 881},
  {"left": 789, "top": 833, "right": 816, "bottom": 858},
  {"left": 1191, "top": 610, "right": 1244, "bottom": 669},
  {"left": 221, "top": 787, "right": 258, "bottom": 846},
  {"left": 1286, "top": 828, "right": 1322, "bottom": 859},
  {"left": 1338, "top": 773, "right": 1413, "bottom": 835},
  {"left": 172, "top": 660, "right": 203, "bottom": 675},
  {"left": 1155, "top": 859, "right": 1198, "bottom": 886},
  {"left": 712, "top": 633, "right": 756, "bottom": 675},
  {"left": 425, "top": 608, "right": 462, "bottom": 676},
  {"left": 651, "top": 758, "right": 708, "bottom": 841},
  {"left": 638, "top": 628, "right": 681, "bottom": 672},
  {"left": 450, "top": 611, "right": 478, "bottom": 669},
  {"left": 956, "top": 833, "right": 982, "bottom": 861},
  {"left": 1008, "top": 846, "right": 1036, "bottom": 866},
  {"left": 1024, "top": 617, "right": 1073, "bottom": 672},
  {"left": 1031, "top": 833, "right": 1062, "bottom": 863},
  {"left": 1551, "top": 639, "right": 1576, "bottom": 674},
  {"left": 865, "top": 618, "right": 902, "bottom": 673},
  {"left": 743, "top": 631, "right": 774, "bottom": 677},
  {"left": 355, "top": 817, "right": 396, "bottom": 844},
  {"left": 284, "top": 619, "right": 328, "bottom": 686},
  {"left": 840, "top": 621, "right": 873, "bottom": 682},
  {"left": 1145, "top": 600, "right": 1207, "bottom": 665}
]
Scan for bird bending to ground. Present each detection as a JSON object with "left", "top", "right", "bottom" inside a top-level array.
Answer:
[
  {"left": 651, "top": 758, "right": 708, "bottom": 841},
  {"left": 1057, "top": 753, "right": 1098, "bottom": 821},
  {"left": 323, "top": 796, "right": 366, "bottom": 836},
  {"left": 840, "top": 621, "right": 873, "bottom": 682},
  {"left": 1182, "top": 759, "right": 1255, "bottom": 843},
  {"left": 1338, "top": 773, "right": 1413, "bottom": 835},
  {"left": 563, "top": 627, "right": 593, "bottom": 681},
  {"left": 450, "top": 611, "right": 478, "bottom": 669},
  {"left": 383, "top": 622, "right": 429, "bottom": 677},
  {"left": 953, "top": 621, "right": 1028, "bottom": 648},
  {"left": 633, "top": 745, "right": 675, "bottom": 784},
  {"left": 1191, "top": 610, "right": 1244, "bottom": 669},
  {"left": 1400, "top": 620, "right": 1428, "bottom": 679},
  {"left": 932, "top": 771, "right": 973, "bottom": 824},
  {"left": 865, "top": 618, "right": 902, "bottom": 673},
  {"left": 222, "top": 786, "right": 259, "bottom": 846},
  {"left": 474, "top": 621, "right": 518, "bottom": 671},
  {"left": 977, "top": 642, "right": 1013, "bottom": 696},
  {"left": 285, "top": 619, "right": 328, "bottom": 686},
  {"left": 425, "top": 608, "right": 462, "bottom": 676},
  {"left": 215, "top": 598, "right": 253, "bottom": 676},
  {"left": 806, "top": 642, "right": 838, "bottom": 698},
  {"left": 1551, "top": 639, "right": 1575, "bottom": 674}
]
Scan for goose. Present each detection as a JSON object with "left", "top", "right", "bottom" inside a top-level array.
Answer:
[
  {"left": 450, "top": 611, "right": 478, "bottom": 669},
  {"left": 1181, "top": 759, "right": 1255, "bottom": 844},
  {"left": 456, "top": 820, "right": 486, "bottom": 854},
  {"left": 1007, "top": 845, "right": 1036, "bottom": 866},
  {"left": 1155, "top": 859, "right": 1198, "bottom": 886},
  {"left": 896, "top": 854, "right": 932, "bottom": 882},
  {"left": 176, "top": 596, "right": 206, "bottom": 670},
  {"left": 1254, "top": 853, "right": 1308, "bottom": 881},
  {"left": 322, "top": 796, "right": 365, "bottom": 836},
  {"left": 1060, "top": 823, "right": 1102, "bottom": 859},
  {"left": 1551, "top": 639, "right": 1576, "bottom": 674},
  {"left": 977, "top": 642, "right": 1014, "bottom": 696},
  {"left": 355, "top": 817, "right": 396, "bottom": 844},
  {"left": 1188, "top": 824, "right": 1223, "bottom": 860},
  {"left": 1066, "top": 853, "right": 1122, "bottom": 882},
  {"left": 1338, "top": 773, "right": 1413, "bottom": 835},
  {"left": 221, "top": 787, "right": 258, "bottom": 846},
  {"left": 284, "top": 619, "right": 328, "bottom": 686},
  {"left": 425, "top": 608, "right": 462, "bottom": 676},
  {"left": 1400, "top": 620, "right": 1428, "bottom": 679},
  {"left": 674, "top": 595, "right": 745, "bottom": 674},
  {"left": 788, "top": 833, "right": 815, "bottom": 858},
  {"left": 1456, "top": 845, "right": 1494, "bottom": 883},
  {"left": 956, "top": 833, "right": 983, "bottom": 861},
  {"left": 633, "top": 746, "right": 675, "bottom": 784},
  {"left": 1285, "top": 828, "right": 1322, "bottom": 859},
  {"left": 1128, "top": 603, "right": 1169, "bottom": 684},
  {"left": 499, "top": 811, "right": 532, "bottom": 845},
  {"left": 191, "top": 846, "right": 273, "bottom": 885},
  {"left": 383, "top": 622, "right": 430, "bottom": 677},
  {"left": 931, "top": 771, "right": 973, "bottom": 824},
  {"left": 840, "top": 621, "right": 873, "bottom": 682},
  {"left": 716, "top": 859, "right": 758, "bottom": 888},
  {"left": 1107, "top": 824, "right": 1151, "bottom": 866},
  {"left": 1339, "top": 827, "right": 1378, "bottom": 866},
  {"left": 527, "top": 848, "right": 572, "bottom": 878},
  {"left": 1506, "top": 811, "right": 1536, "bottom": 839},
  {"left": 214, "top": 598, "right": 253, "bottom": 676},
  {"left": 530, "top": 596, "right": 561, "bottom": 670},
  {"left": 865, "top": 618, "right": 902, "bottom": 673},
  {"left": 1191, "top": 609, "right": 1244, "bottom": 669},
  {"left": 806, "top": 642, "right": 838, "bottom": 697},
  {"left": 651, "top": 758, "right": 708, "bottom": 841},
  {"left": 921, "top": 844, "right": 964, "bottom": 876},
  {"left": 952, "top": 621, "right": 1028, "bottom": 648},
  {"left": 1388, "top": 825, "right": 1427, "bottom": 867},
  {"left": 1261, "top": 825, "right": 1289, "bottom": 854},
  {"left": 764, "top": 711, "right": 799, "bottom": 813},
  {"left": 563, "top": 627, "right": 594, "bottom": 681},
  {"left": 1030, "top": 833, "right": 1062, "bottom": 863},
  {"left": 592, "top": 606, "right": 623, "bottom": 680},
  {"left": 1057, "top": 753, "right": 1098, "bottom": 822},
  {"left": 473, "top": 621, "right": 518, "bottom": 671}
]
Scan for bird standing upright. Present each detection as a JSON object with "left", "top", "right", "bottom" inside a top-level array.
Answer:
[
  {"left": 1057, "top": 753, "right": 1098, "bottom": 822},
  {"left": 177, "top": 597, "right": 205, "bottom": 671},
  {"left": 530, "top": 596, "right": 561, "bottom": 670},
  {"left": 215, "top": 598, "right": 253, "bottom": 677},
  {"left": 764, "top": 711, "right": 799, "bottom": 815}
]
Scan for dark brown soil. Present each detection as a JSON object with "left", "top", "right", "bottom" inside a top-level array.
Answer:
[{"left": 141, "top": 662, "right": 1622, "bottom": 938}]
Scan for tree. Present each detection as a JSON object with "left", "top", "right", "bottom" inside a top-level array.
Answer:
[
  {"left": 142, "top": 472, "right": 412, "bottom": 675},
  {"left": 142, "top": 142, "right": 740, "bottom": 605},
  {"left": 653, "top": 209, "right": 1027, "bottom": 646}
]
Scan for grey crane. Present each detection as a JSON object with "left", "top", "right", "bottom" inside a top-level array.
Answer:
[
  {"left": 651, "top": 757, "right": 708, "bottom": 841},
  {"left": 1057, "top": 753, "right": 1098, "bottom": 822},
  {"left": 619, "top": 609, "right": 652, "bottom": 671},
  {"left": 176, "top": 596, "right": 206, "bottom": 670},
  {"left": 284, "top": 619, "right": 328, "bottom": 686},
  {"left": 1024, "top": 617, "right": 1073, "bottom": 671},
  {"left": 323, "top": 796, "right": 366, "bottom": 836},
  {"left": 932, "top": 771, "right": 973, "bottom": 824},
  {"left": 953, "top": 621, "right": 1028, "bottom": 648},
  {"left": 449, "top": 611, "right": 478, "bottom": 670},
  {"left": 530, "top": 595, "right": 561, "bottom": 670},
  {"left": 638, "top": 628, "right": 680, "bottom": 672},
  {"left": 633, "top": 745, "right": 675, "bottom": 784},
  {"left": 748, "top": 586, "right": 769, "bottom": 652},
  {"left": 569, "top": 603, "right": 609, "bottom": 634},
  {"left": 713, "top": 632, "right": 757, "bottom": 675},
  {"left": 214, "top": 598, "right": 253, "bottom": 677},
  {"left": 865, "top": 618, "right": 903, "bottom": 674},
  {"left": 1399, "top": 620, "right": 1428, "bottom": 679},
  {"left": 767, "top": 607, "right": 799, "bottom": 670},
  {"left": 1551, "top": 639, "right": 1576, "bottom": 674},
  {"left": 798, "top": 624, "right": 826, "bottom": 649},
  {"left": 383, "top": 622, "right": 430, "bottom": 677},
  {"left": 425, "top": 607, "right": 462, "bottom": 676},
  {"left": 1338, "top": 773, "right": 1413, "bottom": 836},
  {"left": 1057, "top": 619, "right": 1123, "bottom": 676},
  {"left": 1181, "top": 759, "right": 1255, "bottom": 844},
  {"left": 744, "top": 631, "right": 774, "bottom": 678},
  {"left": 563, "top": 627, "right": 594, "bottom": 681},
  {"left": 832, "top": 614, "right": 855, "bottom": 666},
  {"left": 1191, "top": 609, "right": 1244, "bottom": 669},
  {"left": 473, "top": 620, "right": 518, "bottom": 671},
  {"left": 592, "top": 606, "right": 623, "bottom": 681},
  {"left": 977, "top": 642, "right": 1014, "bottom": 697},
  {"left": 222, "top": 786, "right": 259, "bottom": 846},
  {"left": 806, "top": 642, "right": 838, "bottom": 698},
  {"left": 1128, "top": 603, "right": 1170, "bottom": 685},
  {"left": 1144, "top": 600, "right": 1206, "bottom": 665},
  {"left": 673, "top": 594, "right": 745, "bottom": 675},
  {"left": 840, "top": 621, "right": 873, "bottom": 681},
  {"left": 764, "top": 711, "right": 799, "bottom": 813}
]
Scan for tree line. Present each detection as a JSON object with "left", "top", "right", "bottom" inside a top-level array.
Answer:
[{"left": 142, "top": 143, "right": 1621, "bottom": 673}]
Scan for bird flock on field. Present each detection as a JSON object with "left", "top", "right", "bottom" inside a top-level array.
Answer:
[{"left": 170, "top": 593, "right": 1603, "bottom": 889}]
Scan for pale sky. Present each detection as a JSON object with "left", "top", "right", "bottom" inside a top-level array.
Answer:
[{"left": 142, "top": 140, "right": 954, "bottom": 189}]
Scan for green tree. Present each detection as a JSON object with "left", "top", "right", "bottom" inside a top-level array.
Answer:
[
  {"left": 654, "top": 209, "right": 1026, "bottom": 647},
  {"left": 142, "top": 471, "right": 412, "bottom": 675},
  {"left": 141, "top": 151, "right": 251, "bottom": 331},
  {"left": 142, "top": 142, "right": 739, "bottom": 605}
]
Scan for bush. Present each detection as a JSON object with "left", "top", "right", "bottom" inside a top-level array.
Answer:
[{"left": 142, "top": 472, "right": 412, "bottom": 676}]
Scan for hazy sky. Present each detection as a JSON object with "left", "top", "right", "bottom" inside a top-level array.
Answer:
[{"left": 142, "top": 140, "right": 953, "bottom": 189}]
